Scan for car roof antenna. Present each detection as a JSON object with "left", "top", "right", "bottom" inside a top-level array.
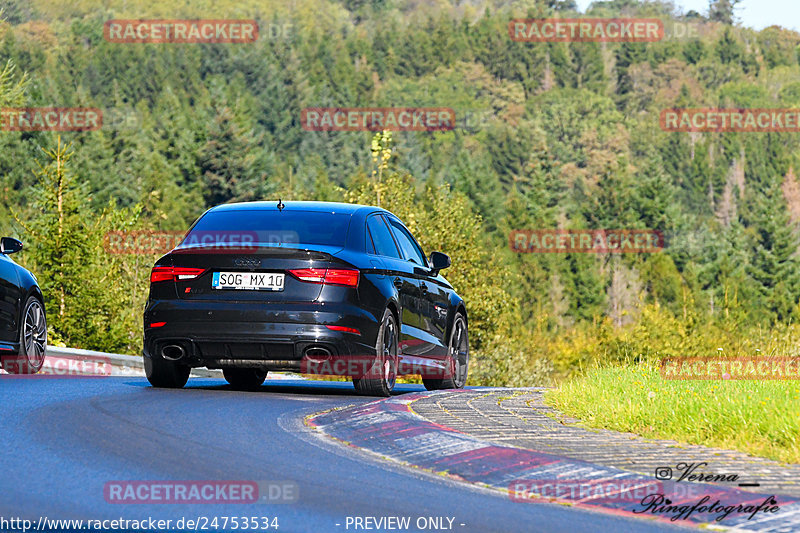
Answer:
[{"left": 277, "top": 198, "right": 285, "bottom": 211}]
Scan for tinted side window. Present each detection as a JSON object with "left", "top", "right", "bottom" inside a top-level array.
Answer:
[
  {"left": 387, "top": 217, "right": 426, "bottom": 265},
  {"left": 366, "top": 215, "right": 401, "bottom": 259},
  {"left": 365, "top": 226, "right": 377, "bottom": 254}
]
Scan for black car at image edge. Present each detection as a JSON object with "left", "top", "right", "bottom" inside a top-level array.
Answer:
[
  {"left": 142, "top": 201, "right": 468, "bottom": 396},
  {"left": 0, "top": 236, "right": 47, "bottom": 375}
]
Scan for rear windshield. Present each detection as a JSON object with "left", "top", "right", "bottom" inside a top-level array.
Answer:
[{"left": 180, "top": 210, "right": 351, "bottom": 248}]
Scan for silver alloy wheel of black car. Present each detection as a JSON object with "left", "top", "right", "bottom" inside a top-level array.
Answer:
[
  {"left": 423, "top": 313, "right": 468, "bottom": 390},
  {"left": 24, "top": 298, "right": 47, "bottom": 365},
  {"left": 449, "top": 315, "right": 468, "bottom": 388},
  {"left": 1, "top": 297, "right": 47, "bottom": 374},
  {"left": 353, "top": 308, "right": 397, "bottom": 396},
  {"left": 382, "top": 316, "right": 398, "bottom": 390}
]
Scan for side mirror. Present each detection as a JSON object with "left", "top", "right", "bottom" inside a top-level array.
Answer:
[
  {"left": 429, "top": 251, "right": 451, "bottom": 274},
  {"left": 0, "top": 237, "right": 22, "bottom": 255}
]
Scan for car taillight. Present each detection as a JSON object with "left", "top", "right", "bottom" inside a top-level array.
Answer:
[
  {"left": 150, "top": 266, "right": 206, "bottom": 283},
  {"left": 326, "top": 325, "right": 361, "bottom": 335},
  {"left": 324, "top": 269, "right": 360, "bottom": 287},
  {"left": 288, "top": 268, "right": 327, "bottom": 283},
  {"left": 289, "top": 268, "right": 359, "bottom": 287}
]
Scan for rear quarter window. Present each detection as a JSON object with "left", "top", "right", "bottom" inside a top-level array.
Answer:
[{"left": 366, "top": 215, "right": 401, "bottom": 258}]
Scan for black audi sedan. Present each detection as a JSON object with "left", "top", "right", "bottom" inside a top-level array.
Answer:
[
  {"left": 0, "top": 237, "right": 47, "bottom": 375},
  {"left": 143, "top": 201, "right": 468, "bottom": 396}
]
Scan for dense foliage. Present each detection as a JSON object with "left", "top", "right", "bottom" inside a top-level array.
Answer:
[{"left": 2, "top": 0, "right": 800, "bottom": 385}]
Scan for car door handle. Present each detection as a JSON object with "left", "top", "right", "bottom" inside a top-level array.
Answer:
[{"left": 393, "top": 277, "right": 403, "bottom": 288}]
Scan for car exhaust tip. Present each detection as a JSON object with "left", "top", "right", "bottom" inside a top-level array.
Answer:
[
  {"left": 161, "top": 344, "right": 186, "bottom": 361},
  {"left": 304, "top": 345, "right": 332, "bottom": 359}
]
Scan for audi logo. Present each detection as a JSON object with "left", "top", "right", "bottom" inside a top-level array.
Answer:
[{"left": 233, "top": 257, "right": 261, "bottom": 267}]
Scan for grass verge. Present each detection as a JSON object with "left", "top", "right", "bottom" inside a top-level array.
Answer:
[{"left": 545, "top": 363, "right": 800, "bottom": 464}]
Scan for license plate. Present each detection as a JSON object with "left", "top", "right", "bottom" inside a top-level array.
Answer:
[{"left": 212, "top": 272, "right": 285, "bottom": 291}]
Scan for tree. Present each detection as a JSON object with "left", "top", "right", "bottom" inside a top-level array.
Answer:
[
  {"left": 566, "top": 252, "right": 606, "bottom": 321},
  {"left": 370, "top": 130, "right": 393, "bottom": 207},
  {"left": 633, "top": 153, "right": 679, "bottom": 231},
  {"left": 739, "top": 136, "right": 800, "bottom": 323},
  {"left": 606, "top": 259, "right": 643, "bottom": 327},
  {"left": 449, "top": 149, "right": 504, "bottom": 231},
  {"left": 716, "top": 27, "right": 745, "bottom": 65},
  {"left": 615, "top": 43, "right": 647, "bottom": 101},
  {"left": 708, "top": 0, "right": 742, "bottom": 25},
  {"left": 570, "top": 42, "right": 607, "bottom": 93},
  {"left": 683, "top": 39, "right": 706, "bottom": 64},
  {"left": 757, "top": 27, "right": 800, "bottom": 69},
  {"left": 198, "top": 104, "right": 269, "bottom": 205},
  {"left": 0, "top": 59, "right": 27, "bottom": 106},
  {"left": 547, "top": 0, "right": 578, "bottom": 10},
  {"left": 14, "top": 138, "right": 141, "bottom": 350}
]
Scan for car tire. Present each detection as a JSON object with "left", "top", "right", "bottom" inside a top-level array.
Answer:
[
  {"left": 145, "top": 351, "right": 190, "bottom": 388},
  {"left": 353, "top": 308, "right": 398, "bottom": 397},
  {"left": 423, "top": 313, "right": 468, "bottom": 391},
  {"left": 223, "top": 368, "right": 267, "bottom": 390},
  {"left": 0, "top": 296, "right": 47, "bottom": 374}
]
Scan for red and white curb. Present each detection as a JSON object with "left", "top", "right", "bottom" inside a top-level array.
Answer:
[{"left": 306, "top": 390, "right": 800, "bottom": 532}]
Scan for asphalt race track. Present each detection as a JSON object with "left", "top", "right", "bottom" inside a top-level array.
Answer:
[{"left": 0, "top": 378, "right": 690, "bottom": 532}]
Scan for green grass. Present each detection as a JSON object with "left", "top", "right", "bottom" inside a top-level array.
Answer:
[{"left": 545, "top": 363, "right": 800, "bottom": 464}]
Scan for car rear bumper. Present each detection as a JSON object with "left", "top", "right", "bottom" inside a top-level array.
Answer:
[{"left": 143, "top": 299, "right": 379, "bottom": 369}]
